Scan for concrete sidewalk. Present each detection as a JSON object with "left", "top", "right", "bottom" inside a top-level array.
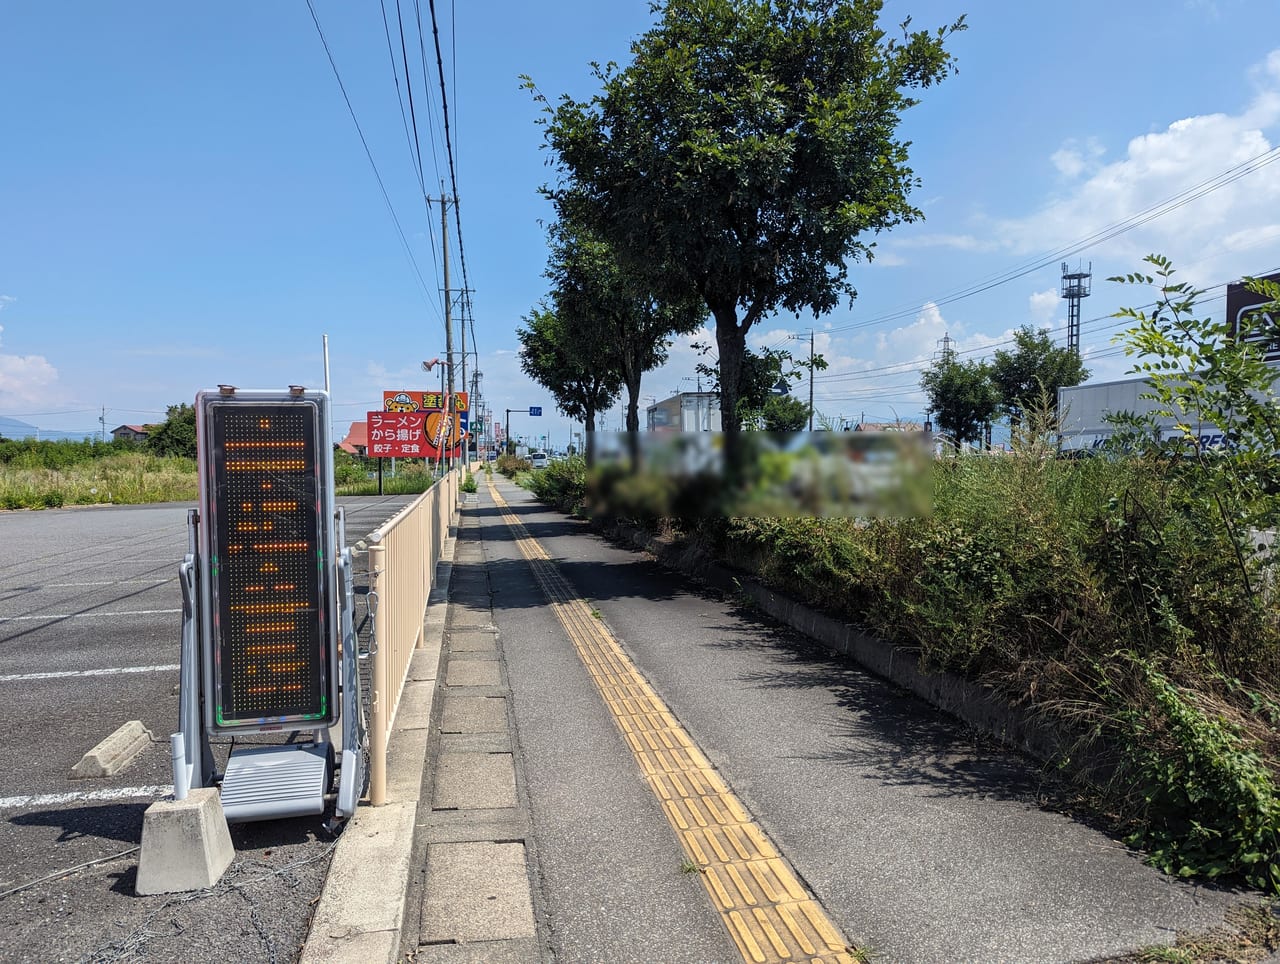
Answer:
[
  {"left": 301, "top": 477, "right": 1270, "bottom": 963},
  {"left": 299, "top": 527, "right": 458, "bottom": 964}
]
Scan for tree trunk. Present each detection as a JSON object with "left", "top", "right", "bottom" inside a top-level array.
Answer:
[
  {"left": 585, "top": 406, "right": 597, "bottom": 468},
  {"left": 624, "top": 371, "right": 642, "bottom": 467},
  {"left": 714, "top": 307, "right": 747, "bottom": 477}
]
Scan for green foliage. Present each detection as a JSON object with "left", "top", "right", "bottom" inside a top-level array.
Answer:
[
  {"left": 0, "top": 451, "right": 198, "bottom": 507},
  {"left": 146, "top": 403, "right": 197, "bottom": 459},
  {"left": 530, "top": 0, "right": 964, "bottom": 441},
  {"left": 0, "top": 436, "right": 130, "bottom": 469},
  {"left": 496, "top": 454, "right": 532, "bottom": 478},
  {"left": 761, "top": 394, "right": 812, "bottom": 432},
  {"left": 720, "top": 427, "right": 1280, "bottom": 891},
  {"left": 547, "top": 215, "right": 705, "bottom": 433},
  {"left": 1119, "top": 660, "right": 1280, "bottom": 893},
  {"left": 1108, "top": 255, "right": 1280, "bottom": 603},
  {"left": 333, "top": 447, "right": 367, "bottom": 486},
  {"left": 525, "top": 455, "right": 586, "bottom": 513},
  {"left": 461, "top": 472, "right": 478, "bottom": 494},
  {"left": 695, "top": 344, "right": 822, "bottom": 428},
  {"left": 517, "top": 302, "right": 622, "bottom": 436},
  {"left": 920, "top": 353, "right": 999, "bottom": 447},
  {"left": 989, "top": 325, "right": 1089, "bottom": 425}
]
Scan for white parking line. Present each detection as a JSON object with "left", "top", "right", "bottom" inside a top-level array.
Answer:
[
  {"left": 0, "top": 608, "right": 181, "bottom": 622},
  {"left": 0, "top": 664, "right": 180, "bottom": 683},
  {"left": 42, "top": 579, "right": 173, "bottom": 587},
  {"left": 0, "top": 785, "right": 173, "bottom": 811}
]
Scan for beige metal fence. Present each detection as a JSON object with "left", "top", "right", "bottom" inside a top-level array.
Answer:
[{"left": 365, "top": 467, "right": 460, "bottom": 805}]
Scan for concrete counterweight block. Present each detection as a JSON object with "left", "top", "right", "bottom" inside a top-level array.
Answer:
[{"left": 135, "top": 787, "right": 235, "bottom": 896}]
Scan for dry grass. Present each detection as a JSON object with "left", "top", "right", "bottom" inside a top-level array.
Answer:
[{"left": 0, "top": 452, "right": 198, "bottom": 508}]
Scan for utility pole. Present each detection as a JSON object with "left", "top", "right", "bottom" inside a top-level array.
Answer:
[
  {"left": 99, "top": 406, "right": 106, "bottom": 444},
  {"left": 807, "top": 330, "right": 814, "bottom": 431},
  {"left": 438, "top": 193, "right": 455, "bottom": 400},
  {"left": 790, "top": 329, "right": 816, "bottom": 430}
]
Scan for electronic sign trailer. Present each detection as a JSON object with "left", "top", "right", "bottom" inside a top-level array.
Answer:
[{"left": 172, "top": 386, "right": 366, "bottom": 824}]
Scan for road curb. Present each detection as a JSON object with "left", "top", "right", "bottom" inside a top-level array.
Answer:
[{"left": 300, "top": 530, "right": 457, "bottom": 964}]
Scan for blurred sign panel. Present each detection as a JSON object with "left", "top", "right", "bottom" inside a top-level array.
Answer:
[{"left": 1226, "top": 273, "right": 1280, "bottom": 364}]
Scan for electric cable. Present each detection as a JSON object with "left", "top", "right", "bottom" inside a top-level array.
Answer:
[
  {"left": 304, "top": 0, "right": 441, "bottom": 324},
  {"left": 822, "top": 144, "right": 1280, "bottom": 337}
]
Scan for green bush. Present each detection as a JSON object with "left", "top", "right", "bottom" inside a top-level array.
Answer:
[
  {"left": 720, "top": 443, "right": 1280, "bottom": 891},
  {"left": 525, "top": 455, "right": 585, "bottom": 513},
  {"left": 496, "top": 454, "right": 531, "bottom": 478},
  {"left": 333, "top": 448, "right": 367, "bottom": 486},
  {"left": 1119, "top": 659, "right": 1280, "bottom": 892},
  {"left": 461, "top": 472, "right": 478, "bottom": 493}
]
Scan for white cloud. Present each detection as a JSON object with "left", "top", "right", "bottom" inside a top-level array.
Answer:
[
  {"left": 997, "top": 48, "right": 1280, "bottom": 285},
  {"left": 0, "top": 324, "right": 59, "bottom": 407},
  {"left": 869, "top": 250, "right": 907, "bottom": 267},
  {"left": 891, "top": 232, "right": 998, "bottom": 253},
  {"left": 1050, "top": 137, "right": 1105, "bottom": 179},
  {"left": 1029, "top": 288, "right": 1060, "bottom": 325},
  {"left": 0, "top": 296, "right": 14, "bottom": 311}
]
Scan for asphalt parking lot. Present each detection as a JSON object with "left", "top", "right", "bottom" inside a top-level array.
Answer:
[{"left": 0, "top": 495, "right": 414, "bottom": 963}]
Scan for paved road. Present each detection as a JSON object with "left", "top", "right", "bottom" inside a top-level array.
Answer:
[
  {"left": 0, "top": 495, "right": 415, "bottom": 964},
  {"left": 402, "top": 478, "right": 1253, "bottom": 963}
]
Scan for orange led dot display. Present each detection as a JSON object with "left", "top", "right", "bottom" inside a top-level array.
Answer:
[{"left": 207, "top": 401, "right": 330, "bottom": 728}]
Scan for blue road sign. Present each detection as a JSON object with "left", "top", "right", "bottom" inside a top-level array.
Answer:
[{"left": 529, "top": 406, "right": 542, "bottom": 416}]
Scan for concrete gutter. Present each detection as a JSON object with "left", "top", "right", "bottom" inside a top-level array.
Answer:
[{"left": 300, "top": 533, "right": 455, "bottom": 964}]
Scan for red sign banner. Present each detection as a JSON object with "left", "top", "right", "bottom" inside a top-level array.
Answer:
[{"left": 366, "top": 411, "right": 428, "bottom": 458}]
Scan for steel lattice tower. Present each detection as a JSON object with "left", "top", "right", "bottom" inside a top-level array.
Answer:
[{"left": 1061, "top": 262, "right": 1092, "bottom": 356}]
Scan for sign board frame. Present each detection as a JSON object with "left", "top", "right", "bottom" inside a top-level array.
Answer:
[
  {"left": 195, "top": 389, "right": 340, "bottom": 736},
  {"left": 1226, "top": 272, "right": 1280, "bottom": 364}
]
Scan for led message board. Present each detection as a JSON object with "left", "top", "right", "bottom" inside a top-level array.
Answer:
[{"left": 197, "top": 392, "right": 337, "bottom": 733}]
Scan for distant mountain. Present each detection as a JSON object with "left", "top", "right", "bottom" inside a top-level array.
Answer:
[
  {"left": 0, "top": 416, "right": 96, "bottom": 442},
  {"left": 0, "top": 416, "right": 38, "bottom": 439}
]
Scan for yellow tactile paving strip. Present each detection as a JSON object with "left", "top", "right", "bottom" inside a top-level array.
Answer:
[{"left": 488, "top": 480, "right": 856, "bottom": 964}]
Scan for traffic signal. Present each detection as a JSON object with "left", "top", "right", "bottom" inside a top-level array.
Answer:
[{"left": 195, "top": 389, "right": 339, "bottom": 735}]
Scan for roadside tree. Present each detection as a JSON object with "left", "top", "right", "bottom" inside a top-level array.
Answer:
[
  {"left": 530, "top": 0, "right": 964, "bottom": 467},
  {"left": 989, "top": 325, "right": 1089, "bottom": 427},
  {"left": 517, "top": 303, "right": 622, "bottom": 465},
  {"left": 147, "top": 403, "right": 197, "bottom": 460},
  {"left": 920, "top": 355, "right": 998, "bottom": 448},
  {"left": 547, "top": 216, "right": 705, "bottom": 439}
]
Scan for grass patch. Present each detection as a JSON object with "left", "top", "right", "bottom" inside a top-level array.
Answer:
[{"left": 0, "top": 451, "right": 198, "bottom": 508}]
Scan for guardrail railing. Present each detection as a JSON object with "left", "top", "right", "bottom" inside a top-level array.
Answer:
[{"left": 365, "top": 467, "right": 460, "bottom": 805}]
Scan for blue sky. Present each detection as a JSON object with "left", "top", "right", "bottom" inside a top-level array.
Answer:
[{"left": 3, "top": 1, "right": 1280, "bottom": 445}]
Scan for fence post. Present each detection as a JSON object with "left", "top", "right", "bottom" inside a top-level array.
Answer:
[{"left": 368, "top": 542, "right": 388, "bottom": 807}]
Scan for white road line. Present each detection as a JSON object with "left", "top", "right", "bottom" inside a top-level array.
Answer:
[
  {"left": 0, "top": 664, "right": 179, "bottom": 682},
  {"left": 0, "top": 785, "right": 172, "bottom": 811},
  {"left": 0, "top": 608, "right": 181, "bottom": 622},
  {"left": 41, "top": 579, "right": 173, "bottom": 587}
]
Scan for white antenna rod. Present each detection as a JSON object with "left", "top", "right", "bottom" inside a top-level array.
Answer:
[{"left": 323, "top": 334, "right": 331, "bottom": 393}]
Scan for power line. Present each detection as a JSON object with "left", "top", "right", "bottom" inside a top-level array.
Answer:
[
  {"left": 304, "top": 0, "right": 440, "bottom": 323},
  {"left": 378, "top": 0, "right": 445, "bottom": 320},
  {"left": 426, "top": 0, "right": 477, "bottom": 359},
  {"left": 823, "top": 144, "right": 1280, "bottom": 337},
  {"left": 812, "top": 271, "right": 1261, "bottom": 388},
  {"left": 379, "top": 0, "right": 424, "bottom": 195}
]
